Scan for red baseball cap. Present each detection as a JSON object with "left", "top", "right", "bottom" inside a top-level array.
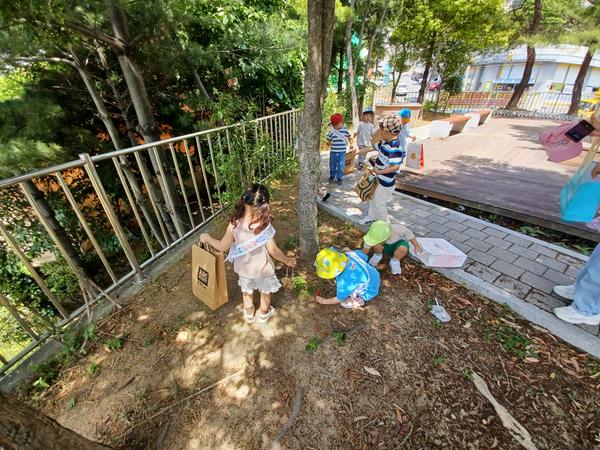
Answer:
[{"left": 330, "top": 113, "right": 343, "bottom": 125}]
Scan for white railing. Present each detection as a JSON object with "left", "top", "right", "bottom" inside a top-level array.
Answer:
[{"left": 0, "top": 109, "right": 299, "bottom": 376}]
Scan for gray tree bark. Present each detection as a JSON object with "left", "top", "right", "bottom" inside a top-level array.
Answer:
[
  {"left": 345, "top": 0, "right": 360, "bottom": 130},
  {"left": 297, "top": 0, "right": 336, "bottom": 259},
  {"left": 0, "top": 392, "right": 113, "bottom": 450},
  {"left": 568, "top": 48, "right": 592, "bottom": 116},
  {"left": 107, "top": 0, "right": 186, "bottom": 239},
  {"left": 506, "top": 0, "right": 541, "bottom": 110}
]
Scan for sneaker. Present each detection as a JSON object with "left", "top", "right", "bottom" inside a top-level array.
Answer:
[
  {"left": 336, "top": 179, "right": 342, "bottom": 185},
  {"left": 368, "top": 253, "right": 383, "bottom": 267},
  {"left": 359, "top": 216, "right": 376, "bottom": 226},
  {"left": 358, "top": 162, "right": 365, "bottom": 170},
  {"left": 257, "top": 306, "right": 276, "bottom": 323},
  {"left": 340, "top": 297, "right": 365, "bottom": 309},
  {"left": 553, "top": 284, "right": 576, "bottom": 300},
  {"left": 328, "top": 177, "right": 335, "bottom": 183},
  {"left": 322, "top": 192, "right": 331, "bottom": 202},
  {"left": 553, "top": 305, "right": 600, "bottom": 325},
  {"left": 389, "top": 258, "right": 402, "bottom": 275}
]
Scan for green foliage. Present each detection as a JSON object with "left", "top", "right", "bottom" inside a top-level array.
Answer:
[
  {"left": 422, "top": 100, "right": 434, "bottom": 112},
  {"left": 293, "top": 276, "right": 308, "bottom": 295},
  {"left": 442, "top": 76, "right": 462, "bottom": 95},
  {"left": 493, "top": 323, "right": 537, "bottom": 360},
  {"left": 66, "top": 397, "right": 77, "bottom": 410},
  {"left": 518, "top": 225, "right": 547, "bottom": 238},
  {"left": 305, "top": 336, "right": 320, "bottom": 352},
  {"left": 462, "top": 367, "right": 474, "bottom": 381},
  {"left": 105, "top": 335, "right": 126, "bottom": 351},
  {"left": 84, "top": 361, "right": 101, "bottom": 377},
  {"left": 332, "top": 331, "right": 346, "bottom": 347},
  {"left": 39, "top": 258, "right": 80, "bottom": 304},
  {"left": 282, "top": 236, "right": 299, "bottom": 252},
  {"left": 433, "top": 356, "right": 445, "bottom": 366}
]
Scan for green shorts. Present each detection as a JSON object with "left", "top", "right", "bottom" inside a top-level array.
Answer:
[{"left": 382, "top": 240, "right": 409, "bottom": 256}]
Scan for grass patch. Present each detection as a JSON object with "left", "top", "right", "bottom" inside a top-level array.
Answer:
[{"left": 305, "top": 336, "right": 320, "bottom": 352}]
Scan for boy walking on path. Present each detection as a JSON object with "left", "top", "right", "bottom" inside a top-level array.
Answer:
[
  {"left": 326, "top": 113, "right": 352, "bottom": 184},
  {"left": 354, "top": 107, "right": 376, "bottom": 169}
]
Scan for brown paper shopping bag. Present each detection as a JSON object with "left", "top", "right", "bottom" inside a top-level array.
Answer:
[{"left": 192, "top": 244, "right": 228, "bottom": 310}]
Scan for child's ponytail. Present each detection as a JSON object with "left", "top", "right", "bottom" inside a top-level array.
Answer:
[{"left": 230, "top": 184, "right": 272, "bottom": 234}]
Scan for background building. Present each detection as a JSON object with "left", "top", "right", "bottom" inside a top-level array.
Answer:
[{"left": 464, "top": 45, "right": 600, "bottom": 95}]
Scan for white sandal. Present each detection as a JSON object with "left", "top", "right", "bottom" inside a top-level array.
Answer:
[
  {"left": 244, "top": 308, "right": 256, "bottom": 324},
  {"left": 257, "top": 306, "right": 276, "bottom": 323}
]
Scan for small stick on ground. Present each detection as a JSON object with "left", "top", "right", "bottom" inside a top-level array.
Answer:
[
  {"left": 117, "top": 366, "right": 245, "bottom": 437},
  {"left": 167, "top": 263, "right": 191, "bottom": 292},
  {"left": 471, "top": 371, "right": 537, "bottom": 450},
  {"left": 268, "top": 386, "right": 306, "bottom": 450},
  {"left": 394, "top": 423, "right": 413, "bottom": 449},
  {"left": 155, "top": 415, "right": 173, "bottom": 450}
]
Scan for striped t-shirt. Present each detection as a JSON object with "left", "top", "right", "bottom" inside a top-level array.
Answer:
[
  {"left": 372, "top": 140, "right": 406, "bottom": 187},
  {"left": 327, "top": 127, "right": 351, "bottom": 153}
]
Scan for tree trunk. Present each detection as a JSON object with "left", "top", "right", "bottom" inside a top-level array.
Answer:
[
  {"left": 21, "top": 180, "right": 88, "bottom": 277},
  {"left": 352, "top": 0, "right": 371, "bottom": 76},
  {"left": 505, "top": 45, "right": 535, "bottom": 109},
  {"left": 0, "top": 392, "right": 113, "bottom": 450},
  {"left": 107, "top": 0, "right": 187, "bottom": 239},
  {"left": 389, "top": 45, "right": 407, "bottom": 103},
  {"left": 337, "top": 45, "right": 344, "bottom": 95},
  {"left": 297, "top": 0, "right": 335, "bottom": 259},
  {"left": 359, "top": 2, "right": 388, "bottom": 111},
  {"left": 417, "top": 39, "right": 435, "bottom": 104},
  {"left": 505, "top": 0, "right": 541, "bottom": 110},
  {"left": 345, "top": 0, "right": 359, "bottom": 130},
  {"left": 94, "top": 47, "right": 168, "bottom": 248},
  {"left": 568, "top": 48, "right": 592, "bottom": 116}
]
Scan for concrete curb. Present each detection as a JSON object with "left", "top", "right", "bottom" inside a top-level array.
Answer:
[{"left": 318, "top": 200, "right": 600, "bottom": 358}]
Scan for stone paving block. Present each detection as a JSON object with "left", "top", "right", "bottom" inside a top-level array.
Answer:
[
  {"left": 520, "top": 272, "right": 555, "bottom": 294},
  {"left": 565, "top": 266, "right": 581, "bottom": 278},
  {"left": 513, "top": 256, "right": 546, "bottom": 276},
  {"left": 530, "top": 243, "right": 558, "bottom": 258},
  {"left": 491, "top": 259, "right": 525, "bottom": 279},
  {"left": 488, "top": 247, "right": 518, "bottom": 263},
  {"left": 485, "top": 235, "right": 512, "bottom": 250},
  {"left": 463, "top": 220, "right": 487, "bottom": 231},
  {"left": 427, "top": 222, "right": 449, "bottom": 234},
  {"left": 526, "top": 290, "right": 567, "bottom": 313},
  {"left": 556, "top": 253, "right": 586, "bottom": 266},
  {"left": 465, "top": 237, "right": 492, "bottom": 253},
  {"left": 446, "top": 221, "right": 469, "bottom": 232},
  {"left": 467, "top": 249, "right": 496, "bottom": 266},
  {"left": 483, "top": 227, "right": 508, "bottom": 239},
  {"left": 464, "top": 228, "right": 488, "bottom": 241},
  {"left": 466, "top": 261, "right": 500, "bottom": 283},
  {"left": 576, "top": 323, "right": 600, "bottom": 336},
  {"left": 445, "top": 229, "right": 469, "bottom": 243},
  {"left": 543, "top": 268, "right": 575, "bottom": 286},
  {"left": 425, "top": 231, "right": 445, "bottom": 239},
  {"left": 428, "top": 214, "right": 449, "bottom": 225},
  {"left": 413, "top": 208, "right": 432, "bottom": 218},
  {"left": 534, "top": 254, "right": 567, "bottom": 273},
  {"left": 452, "top": 241, "right": 473, "bottom": 254},
  {"left": 412, "top": 225, "right": 430, "bottom": 236},
  {"left": 505, "top": 234, "right": 532, "bottom": 248},
  {"left": 508, "top": 244, "right": 538, "bottom": 261},
  {"left": 494, "top": 274, "right": 531, "bottom": 298}
]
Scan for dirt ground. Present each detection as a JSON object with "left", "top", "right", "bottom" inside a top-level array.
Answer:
[{"left": 22, "top": 180, "right": 600, "bottom": 449}]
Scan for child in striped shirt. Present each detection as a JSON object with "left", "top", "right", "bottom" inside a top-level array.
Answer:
[{"left": 326, "top": 113, "right": 353, "bottom": 184}]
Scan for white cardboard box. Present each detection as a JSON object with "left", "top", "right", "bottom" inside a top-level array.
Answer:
[{"left": 409, "top": 238, "right": 467, "bottom": 268}]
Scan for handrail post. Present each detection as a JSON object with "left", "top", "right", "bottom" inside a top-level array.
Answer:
[{"left": 79, "top": 153, "right": 144, "bottom": 282}]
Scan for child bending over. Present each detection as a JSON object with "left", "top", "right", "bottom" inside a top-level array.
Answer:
[
  {"left": 315, "top": 247, "right": 380, "bottom": 309},
  {"left": 362, "top": 220, "right": 423, "bottom": 275}
]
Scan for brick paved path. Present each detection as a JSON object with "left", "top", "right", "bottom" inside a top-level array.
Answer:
[{"left": 318, "top": 163, "right": 599, "bottom": 356}]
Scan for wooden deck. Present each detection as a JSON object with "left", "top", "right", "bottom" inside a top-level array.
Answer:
[{"left": 396, "top": 117, "right": 600, "bottom": 241}]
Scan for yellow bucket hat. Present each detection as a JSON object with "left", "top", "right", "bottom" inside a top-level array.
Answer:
[
  {"left": 315, "top": 248, "right": 348, "bottom": 279},
  {"left": 363, "top": 220, "right": 391, "bottom": 246}
]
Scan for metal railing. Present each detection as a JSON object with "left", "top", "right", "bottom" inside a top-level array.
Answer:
[
  {"left": 0, "top": 109, "right": 300, "bottom": 376},
  {"left": 373, "top": 86, "right": 589, "bottom": 117}
]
